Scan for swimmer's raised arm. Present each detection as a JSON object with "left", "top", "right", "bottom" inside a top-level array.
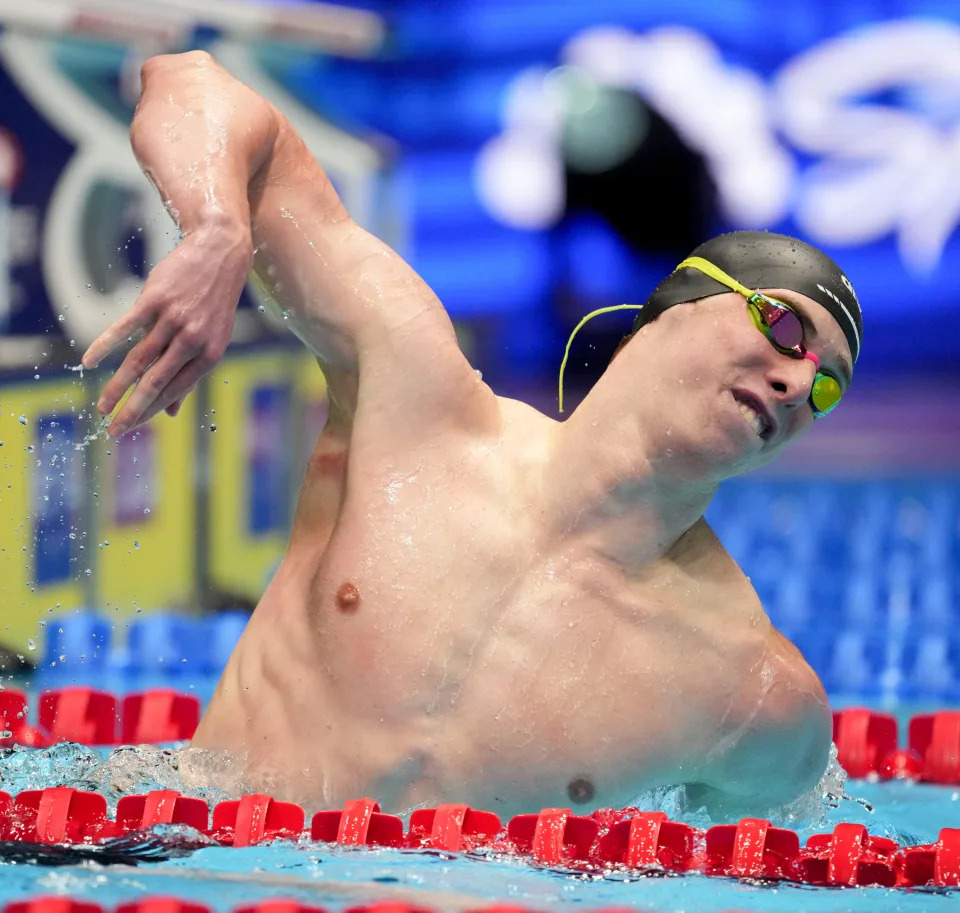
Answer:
[
  {"left": 86, "top": 51, "right": 489, "bottom": 437},
  {"left": 82, "top": 52, "right": 277, "bottom": 433}
]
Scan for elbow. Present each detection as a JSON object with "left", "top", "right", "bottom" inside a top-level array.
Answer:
[{"left": 140, "top": 50, "right": 214, "bottom": 86}]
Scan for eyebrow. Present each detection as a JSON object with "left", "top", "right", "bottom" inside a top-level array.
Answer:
[{"left": 771, "top": 291, "right": 853, "bottom": 389}]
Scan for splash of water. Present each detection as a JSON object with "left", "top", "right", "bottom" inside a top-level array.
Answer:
[
  {"left": 0, "top": 742, "right": 247, "bottom": 814},
  {"left": 73, "top": 415, "right": 112, "bottom": 452}
]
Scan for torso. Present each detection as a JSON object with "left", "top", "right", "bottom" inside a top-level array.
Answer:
[{"left": 192, "top": 389, "right": 804, "bottom": 816}]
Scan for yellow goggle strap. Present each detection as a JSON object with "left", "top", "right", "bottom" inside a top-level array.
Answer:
[
  {"left": 675, "top": 256, "right": 755, "bottom": 299},
  {"left": 558, "top": 304, "right": 645, "bottom": 413},
  {"left": 556, "top": 257, "right": 754, "bottom": 414}
]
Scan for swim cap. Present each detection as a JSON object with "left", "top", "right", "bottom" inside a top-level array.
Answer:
[{"left": 633, "top": 231, "right": 863, "bottom": 364}]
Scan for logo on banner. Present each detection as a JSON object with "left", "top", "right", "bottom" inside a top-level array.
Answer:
[{"left": 477, "top": 20, "right": 960, "bottom": 275}]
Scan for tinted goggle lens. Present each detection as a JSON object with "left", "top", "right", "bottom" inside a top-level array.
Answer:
[
  {"left": 811, "top": 373, "right": 842, "bottom": 416},
  {"left": 756, "top": 298, "right": 804, "bottom": 350},
  {"left": 750, "top": 294, "right": 844, "bottom": 418}
]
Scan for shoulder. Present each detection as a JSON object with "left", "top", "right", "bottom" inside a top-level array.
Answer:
[{"left": 705, "top": 634, "right": 832, "bottom": 808}]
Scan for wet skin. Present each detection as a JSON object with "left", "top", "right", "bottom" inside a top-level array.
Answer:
[{"left": 86, "top": 52, "right": 843, "bottom": 818}]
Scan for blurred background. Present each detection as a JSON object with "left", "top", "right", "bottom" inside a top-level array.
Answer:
[{"left": 0, "top": 0, "right": 958, "bottom": 707}]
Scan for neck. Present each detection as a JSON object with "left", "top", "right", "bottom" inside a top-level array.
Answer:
[{"left": 545, "top": 384, "right": 717, "bottom": 572}]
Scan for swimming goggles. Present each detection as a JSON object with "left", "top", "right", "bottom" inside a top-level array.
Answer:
[
  {"left": 556, "top": 256, "right": 843, "bottom": 418},
  {"left": 678, "top": 256, "right": 843, "bottom": 419}
]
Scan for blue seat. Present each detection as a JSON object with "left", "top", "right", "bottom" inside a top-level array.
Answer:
[
  {"left": 819, "top": 631, "right": 886, "bottom": 697},
  {"left": 40, "top": 613, "right": 112, "bottom": 673},
  {"left": 200, "top": 611, "right": 249, "bottom": 675},
  {"left": 900, "top": 633, "right": 959, "bottom": 702},
  {"left": 787, "top": 628, "right": 832, "bottom": 680},
  {"left": 125, "top": 614, "right": 208, "bottom": 675}
]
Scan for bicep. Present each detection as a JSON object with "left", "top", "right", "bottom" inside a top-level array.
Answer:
[{"left": 248, "top": 116, "right": 490, "bottom": 430}]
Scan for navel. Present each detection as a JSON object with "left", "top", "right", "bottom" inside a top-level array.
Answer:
[
  {"left": 335, "top": 581, "right": 361, "bottom": 613},
  {"left": 567, "top": 775, "right": 595, "bottom": 805}
]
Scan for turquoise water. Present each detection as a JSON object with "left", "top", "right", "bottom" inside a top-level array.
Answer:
[{"left": 2, "top": 674, "right": 960, "bottom": 913}]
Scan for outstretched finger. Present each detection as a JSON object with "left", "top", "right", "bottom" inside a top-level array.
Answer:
[
  {"left": 108, "top": 342, "right": 194, "bottom": 436},
  {"left": 97, "top": 322, "right": 175, "bottom": 417},
  {"left": 132, "top": 361, "right": 208, "bottom": 430},
  {"left": 81, "top": 307, "right": 153, "bottom": 370}
]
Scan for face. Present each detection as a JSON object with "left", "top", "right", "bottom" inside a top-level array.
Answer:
[{"left": 615, "top": 289, "right": 853, "bottom": 479}]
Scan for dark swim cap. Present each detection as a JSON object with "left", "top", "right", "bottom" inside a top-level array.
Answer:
[{"left": 634, "top": 231, "right": 863, "bottom": 364}]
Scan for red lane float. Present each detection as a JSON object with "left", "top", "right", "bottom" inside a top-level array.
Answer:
[
  {"left": 901, "top": 828, "right": 960, "bottom": 887},
  {"left": 121, "top": 691, "right": 199, "bottom": 744},
  {"left": 595, "top": 811, "right": 701, "bottom": 872},
  {"left": 37, "top": 689, "right": 117, "bottom": 745},
  {"left": 236, "top": 905, "right": 328, "bottom": 913},
  {"left": 704, "top": 818, "right": 800, "bottom": 881},
  {"left": 212, "top": 794, "right": 305, "bottom": 847},
  {"left": 832, "top": 708, "right": 898, "bottom": 779},
  {"left": 506, "top": 808, "right": 598, "bottom": 865},
  {"left": 116, "top": 790, "right": 210, "bottom": 833},
  {"left": 311, "top": 797, "right": 404, "bottom": 848},
  {"left": 4, "top": 787, "right": 960, "bottom": 891},
  {"left": 910, "top": 712, "right": 960, "bottom": 784},
  {"left": 0, "top": 689, "right": 50, "bottom": 748},
  {"left": 800, "top": 822, "right": 899, "bottom": 887},
  {"left": 407, "top": 804, "right": 501, "bottom": 850},
  {"left": 116, "top": 902, "right": 210, "bottom": 913},
  {"left": 5, "top": 901, "right": 104, "bottom": 913},
  {"left": 0, "top": 687, "right": 200, "bottom": 748},
  {"left": 6, "top": 788, "right": 118, "bottom": 844}
]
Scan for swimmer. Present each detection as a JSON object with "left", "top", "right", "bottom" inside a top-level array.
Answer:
[{"left": 82, "top": 52, "right": 862, "bottom": 819}]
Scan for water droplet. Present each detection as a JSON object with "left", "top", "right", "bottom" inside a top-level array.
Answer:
[
  {"left": 26, "top": 639, "right": 36, "bottom": 652},
  {"left": 68, "top": 532, "right": 76, "bottom": 540},
  {"left": 84, "top": 568, "right": 92, "bottom": 576},
  {"left": 133, "top": 541, "right": 140, "bottom": 549},
  {"left": 209, "top": 424, "right": 217, "bottom": 432},
  {"left": 17, "top": 415, "right": 27, "bottom": 425},
  {"left": 27, "top": 445, "right": 34, "bottom": 453},
  {"left": 143, "top": 508, "right": 151, "bottom": 515},
  {"left": 58, "top": 315, "right": 65, "bottom": 322},
  {"left": 257, "top": 305, "right": 265, "bottom": 313}
]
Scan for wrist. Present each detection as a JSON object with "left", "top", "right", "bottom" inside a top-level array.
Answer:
[{"left": 186, "top": 212, "right": 254, "bottom": 267}]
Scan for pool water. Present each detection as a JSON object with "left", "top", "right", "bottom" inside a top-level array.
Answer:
[
  {"left": 1, "top": 675, "right": 959, "bottom": 913},
  {"left": 3, "top": 477, "right": 959, "bottom": 912}
]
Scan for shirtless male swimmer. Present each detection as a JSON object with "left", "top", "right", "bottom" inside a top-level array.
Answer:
[{"left": 82, "top": 52, "right": 863, "bottom": 820}]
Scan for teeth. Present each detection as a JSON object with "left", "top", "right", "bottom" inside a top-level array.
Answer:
[{"left": 738, "top": 401, "right": 765, "bottom": 437}]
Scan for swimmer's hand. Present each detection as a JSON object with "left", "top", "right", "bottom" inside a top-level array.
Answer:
[{"left": 81, "top": 222, "right": 253, "bottom": 436}]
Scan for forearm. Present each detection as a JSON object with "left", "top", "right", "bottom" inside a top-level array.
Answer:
[{"left": 132, "top": 51, "right": 278, "bottom": 240}]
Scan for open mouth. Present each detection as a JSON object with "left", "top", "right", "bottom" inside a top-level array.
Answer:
[{"left": 732, "top": 392, "right": 773, "bottom": 441}]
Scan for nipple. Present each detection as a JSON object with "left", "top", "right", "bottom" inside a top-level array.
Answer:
[
  {"left": 566, "top": 775, "right": 595, "bottom": 804},
  {"left": 335, "top": 582, "right": 360, "bottom": 613}
]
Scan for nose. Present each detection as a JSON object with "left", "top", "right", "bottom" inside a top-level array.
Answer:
[{"left": 768, "top": 353, "right": 817, "bottom": 409}]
